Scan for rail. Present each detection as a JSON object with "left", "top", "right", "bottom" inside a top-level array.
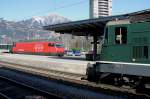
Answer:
[
  {"left": 0, "top": 93, "right": 10, "bottom": 99},
  {"left": 0, "top": 75, "right": 62, "bottom": 99},
  {"left": 0, "top": 61, "right": 86, "bottom": 80}
]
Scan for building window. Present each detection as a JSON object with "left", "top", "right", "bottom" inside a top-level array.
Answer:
[{"left": 115, "top": 27, "right": 127, "bottom": 44}]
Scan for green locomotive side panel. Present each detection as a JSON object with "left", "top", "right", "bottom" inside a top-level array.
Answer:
[
  {"left": 129, "top": 21, "right": 150, "bottom": 63},
  {"left": 101, "top": 21, "right": 150, "bottom": 63},
  {"left": 129, "top": 22, "right": 150, "bottom": 33},
  {"left": 101, "top": 45, "right": 131, "bottom": 62}
]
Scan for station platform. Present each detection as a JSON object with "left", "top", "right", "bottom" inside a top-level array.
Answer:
[{"left": 0, "top": 53, "right": 94, "bottom": 75}]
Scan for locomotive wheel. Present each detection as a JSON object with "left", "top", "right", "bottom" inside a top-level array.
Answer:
[{"left": 114, "top": 77, "right": 123, "bottom": 87}]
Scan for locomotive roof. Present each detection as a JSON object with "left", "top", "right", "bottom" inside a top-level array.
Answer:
[{"left": 44, "top": 9, "right": 150, "bottom": 36}]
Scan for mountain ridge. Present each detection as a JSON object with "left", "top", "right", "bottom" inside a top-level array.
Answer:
[
  {"left": 0, "top": 14, "right": 70, "bottom": 43},
  {"left": 17, "top": 13, "right": 70, "bottom": 28}
]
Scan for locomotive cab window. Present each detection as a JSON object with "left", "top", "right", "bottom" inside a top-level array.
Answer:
[
  {"left": 115, "top": 27, "right": 127, "bottom": 44},
  {"left": 55, "top": 44, "right": 64, "bottom": 48},
  {"left": 48, "top": 43, "right": 54, "bottom": 47}
]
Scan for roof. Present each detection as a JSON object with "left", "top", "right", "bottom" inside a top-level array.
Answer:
[
  {"left": 44, "top": 8, "right": 150, "bottom": 36},
  {"left": 130, "top": 8, "right": 150, "bottom": 15}
]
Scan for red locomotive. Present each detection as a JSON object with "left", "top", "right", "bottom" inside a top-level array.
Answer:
[{"left": 11, "top": 41, "right": 65, "bottom": 56}]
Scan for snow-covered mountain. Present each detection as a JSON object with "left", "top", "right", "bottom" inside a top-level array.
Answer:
[
  {"left": 0, "top": 13, "right": 70, "bottom": 43},
  {"left": 17, "top": 13, "right": 70, "bottom": 28}
]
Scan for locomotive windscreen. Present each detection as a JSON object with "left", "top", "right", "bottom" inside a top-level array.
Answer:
[{"left": 55, "top": 43, "right": 64, "bottom": 48}]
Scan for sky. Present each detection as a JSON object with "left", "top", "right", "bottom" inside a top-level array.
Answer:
[{"left": 0, "top": 0, "right": 150, "bottom": 21}]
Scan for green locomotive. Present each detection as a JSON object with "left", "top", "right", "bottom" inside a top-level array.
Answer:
[{"left": 101, "top": 18, "right": 150, "bottom": 64}]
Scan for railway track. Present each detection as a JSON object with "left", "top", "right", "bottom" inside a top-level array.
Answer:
[
  {"left": 0, "top": 93, "right": 10, "bottom": 99},
  {"left": 0, "top": 61, "right": 150, "bottom": 98},
  {"left": 0, "top": 61, "right": 85, "bottom": 80},
  {"left": 0, "top": 75, "right": 62, "bottom": 99}
]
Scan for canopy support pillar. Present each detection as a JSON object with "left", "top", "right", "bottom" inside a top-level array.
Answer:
[{"left": 93, "top": 34, "right": 99, "bottom": 61}]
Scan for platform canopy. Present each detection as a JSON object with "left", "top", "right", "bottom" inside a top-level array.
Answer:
[
  {"left": 44, "top": 9, "right": 150, "bottom": 36},
  {"left": 44, "top": 14, "right": 129, "bottom": 36}
]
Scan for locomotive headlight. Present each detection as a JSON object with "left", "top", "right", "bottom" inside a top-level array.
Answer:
[{"left": 132, "top": 58, "right": 136, "bottom": 61}]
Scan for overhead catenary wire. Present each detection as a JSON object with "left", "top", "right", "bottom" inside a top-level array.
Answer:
[
  {"left": 9, "top": 0, "right": 88, "bottom": 30},
  {"left": 53, "top": 0, "right": 87, "bottom": 11},
  {"left": 30, "top": 0, "right": 88, "bottom": 17}
]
